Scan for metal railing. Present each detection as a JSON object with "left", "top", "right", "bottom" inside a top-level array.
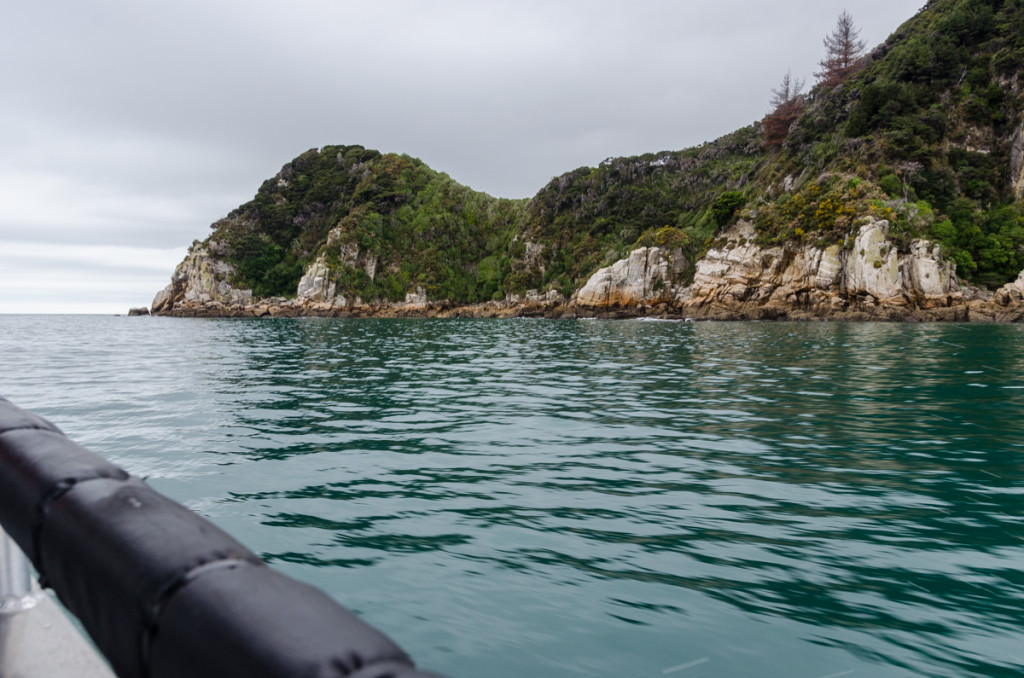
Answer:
[
  {"left": 0, "top": 527, "right": 34, "bottom": 612},
  {"left": 0, "top": 396, "right": 444, "bottom": 678},
  {"left": 1, "top": 526, "right": 118, "bottom": 678}
]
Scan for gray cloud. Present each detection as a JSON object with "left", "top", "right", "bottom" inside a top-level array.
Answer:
[{"left": 0, "top": 0, "right": 925, "bottom": 312}]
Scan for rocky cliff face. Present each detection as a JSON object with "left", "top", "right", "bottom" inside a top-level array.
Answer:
[
  {"left": 150, "top": 241, "right": 252, "bottom": 314},
  {"left": 1012, "top": 121, "right": 1024, "bottom": 200},
  {"left": 572, "top": 218, "right": 1023, "bottom": 322},
  {"left": 573, "top": 247, "right": 673, "bottom": 308},
  {"left": 150, "top": 218, "right": 1023, "bottom": 322},
  {"left": 294, "top": 230, "right": 379, "bottom": 308},
  {"left": 679, "top": 218, "right": 961, "bottom": 317}
]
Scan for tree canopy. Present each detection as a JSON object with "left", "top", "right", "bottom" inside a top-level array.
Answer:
[{"left": 816, "top": 11, "right": 867, "bottom": 85}]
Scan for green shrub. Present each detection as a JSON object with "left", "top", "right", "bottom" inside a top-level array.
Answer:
[
  {"left": 711, "top": 191, "right": 745, "bottom": 227},
  {"left": 878, "top": 174, "right": 903, "bottom": 198}
]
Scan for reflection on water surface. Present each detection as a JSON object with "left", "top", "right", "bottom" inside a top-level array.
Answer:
[{"left": 2, "top": 317, "right": 1022, "bottom": 678}]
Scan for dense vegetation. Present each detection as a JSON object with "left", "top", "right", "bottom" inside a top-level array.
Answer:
[
  {"left": 204, "top": 0, "right": 1024, "bottom": 301},
  {"left": 759, "top": 0, "right": 1024, "bottom": 287},
  {"left": 213, "top": 146, "right": 524, "bottom": 301}
]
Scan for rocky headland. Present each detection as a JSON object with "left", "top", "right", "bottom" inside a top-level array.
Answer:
[{"left": 142, "top": 1, "right": 1024, "bottom": 323}]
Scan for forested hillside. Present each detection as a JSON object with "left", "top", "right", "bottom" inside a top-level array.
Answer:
[{"left": 196, "top": 0, "right": 1023, "bottom": 304}]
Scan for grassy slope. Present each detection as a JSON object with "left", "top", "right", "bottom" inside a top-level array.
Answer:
[{"left": 204, "top": 0, "right": 1024, "bottom": 302}]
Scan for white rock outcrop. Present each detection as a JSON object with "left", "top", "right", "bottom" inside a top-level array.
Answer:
[
  {"left": 994, "top": 270, "right": 1024, "bottom": 305},
  {"left": 1011, "top": 121, "right": 1024, "bottom": 200},
  {"left": 843, "top": 220, "right": 901, "bottom": 298},
  {"left": 574, "top": 247, "right": 673, "bottom": 308},
  {"left": 681, "top": 218, "right": 959, "bottom": 313},
  {"left": 570, "top": 218, "right": 971, "bottom": 319},
  {"left": 151, "top": 241, "right": 252, "bottom": 313},
  {"left": 297, "top": 255, "right": 336, "bottom": 302}
]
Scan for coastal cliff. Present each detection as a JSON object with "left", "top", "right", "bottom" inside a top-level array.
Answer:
[
  {"left": 151, "top": 216, "right": 1024, "bottom": 321},
  {"left": 147, "top": 0, "right": 1024, "bottom": 322},
  {"left": 573, "top": 218, "right": 1023, "bottom": 322}
]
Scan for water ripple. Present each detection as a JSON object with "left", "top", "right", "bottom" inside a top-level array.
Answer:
[{"left": 2, "top": 316, "right": 1023, "bottom": 678}]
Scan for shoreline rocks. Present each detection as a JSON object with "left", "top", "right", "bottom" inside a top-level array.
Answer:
[{"left": 147, "top": 219, "right": 1024, "bottom": 323}]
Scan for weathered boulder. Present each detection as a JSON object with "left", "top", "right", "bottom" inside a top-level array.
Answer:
[
  {"left": 574, "top": 247, "right": 672, "bottom": 308},
  {"left": 150, "top": 289, "right": 173, "bottom": 314},
  {"left": 902, "top": 239, "right": 958, "bottom": 302},
  {"left": 994, "top": 269, "right": 1024, "bottom": 306},
  {"left": 843, "top": 220, "right": 901, "bottom": 298},
  {"left": 127, "top": 307, "right": 150, "bottom": 316}
]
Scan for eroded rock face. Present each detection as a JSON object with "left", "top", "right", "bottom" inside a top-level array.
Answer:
[
  {"left": 404, "top": 286, "right": 428, "bottom": 307},
  {"left": 994, "top": 270, "right": 1024, "bottom": 306},
  {"left": 150, "top": 218, "right": 1021, "bottom": 322},
  {"left": 293, "top": 230, "right": 381, "bottom": 308},
  {"left": 1011, "top": 121, "right": 1024, "bottom": 200},
  {"left": 150, "top": 241, "right": 252, "bottom": 313},
  {"left": 565, "top": 217, "right": 985, "bottom": 320},
  {"left": 679, "top": 218, "right": 961, "bottom": 316},
  {"left": 688, "top": 222, "right": 789, "bottom": 305},
  {"left": 844, "top": 220, "right": 901, "bottom": 298},
  {"left": 902, "top": 239, "right": 957, "bottom": 300},
  {"left": 297, "top": 255, "right": 335, "bottom": 302},
  {"left": 574, "top": 247, "right": 672, "bottom": 308}
]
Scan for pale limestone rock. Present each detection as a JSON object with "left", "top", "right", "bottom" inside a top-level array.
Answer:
[
  {"left": 151, "top": 288, "right": 173, "bottom": 314},
  {"left": 814, "top": 245, "right": 843, "bottom": 289},
  {"left": 524, "top": 289, "right": 565, "bottom": 305},
  {"left": 575, "top": 247, "right": 671, "bottom": 308},
  {"left": 844, "top": 220, "right": 901, "bottom": 299},
  {"left": 677, "top": 217, "right": 964, "bottom": 316},
  {"left": 688, "top": 222, "right": 778, "bottom": 303},
  {"left": 151, "top": 241, "right": 252, "bottom": 313},
  {"left": 545, "top": 289, "right": 565, "bottom": 304},
  {"left": 1011, "top": 121, "right": 1024, "bottom": 200},
  {"left": 178, "top": 244, "right": 252, "bottom": 306},
  {"left": 320, "top": 232, "right": 377, "bottom": 282},
  {"left": 994, "top": 269, "right": 1024, "bottom": 305},
  {"left": 404, "top": 286, "right": 427, "bottom": 305},
  {"left": 364, "top": 256, "right": 377, "bottom": 281},
  {"left": 903, "top": 240, "right": 956, "bottom": 298},
  {"left": 525, "top": 242, "right": 544, "bottom": 264},
  {"left": 297, "top": 256, "right": 335, "bottom": 302}
]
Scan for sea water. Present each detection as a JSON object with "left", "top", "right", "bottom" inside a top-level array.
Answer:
[{"left": 1, "top": 316, "right": 1022, "bottom": 678}]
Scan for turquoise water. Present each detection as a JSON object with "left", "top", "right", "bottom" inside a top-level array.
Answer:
[{"left": 1, "top": 316, "right": 1022, "bottom": 678}]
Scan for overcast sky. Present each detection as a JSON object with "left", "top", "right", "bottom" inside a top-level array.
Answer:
[{"left": 1, "top": 0, "right": 925, "bottom": 313}]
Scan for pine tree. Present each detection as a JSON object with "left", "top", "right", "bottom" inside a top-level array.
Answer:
[{"left": 816, "top": 11, "right": 866, "bottom": 85}]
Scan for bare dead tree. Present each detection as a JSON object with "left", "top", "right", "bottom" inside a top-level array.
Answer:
[
  {"left": 764, "top": 71, "right": 806, "bottom": 147},
  {"left": 770, "top": 71, "right": 806, "bottom": 110},
  {"left": 816, "top": 11, "right": 867, "bottom": 85},
  {"left": 895, "top": 161, "right": 924, "bottom": 202}
]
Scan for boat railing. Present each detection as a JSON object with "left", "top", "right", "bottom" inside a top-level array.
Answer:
[{"left": 0, "top": 396, "right": 443, "bottom": 678}]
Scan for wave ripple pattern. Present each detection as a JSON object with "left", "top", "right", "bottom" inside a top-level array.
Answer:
[{"left": 2, "top": 316, "right": 1022, "bottom": 678}]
